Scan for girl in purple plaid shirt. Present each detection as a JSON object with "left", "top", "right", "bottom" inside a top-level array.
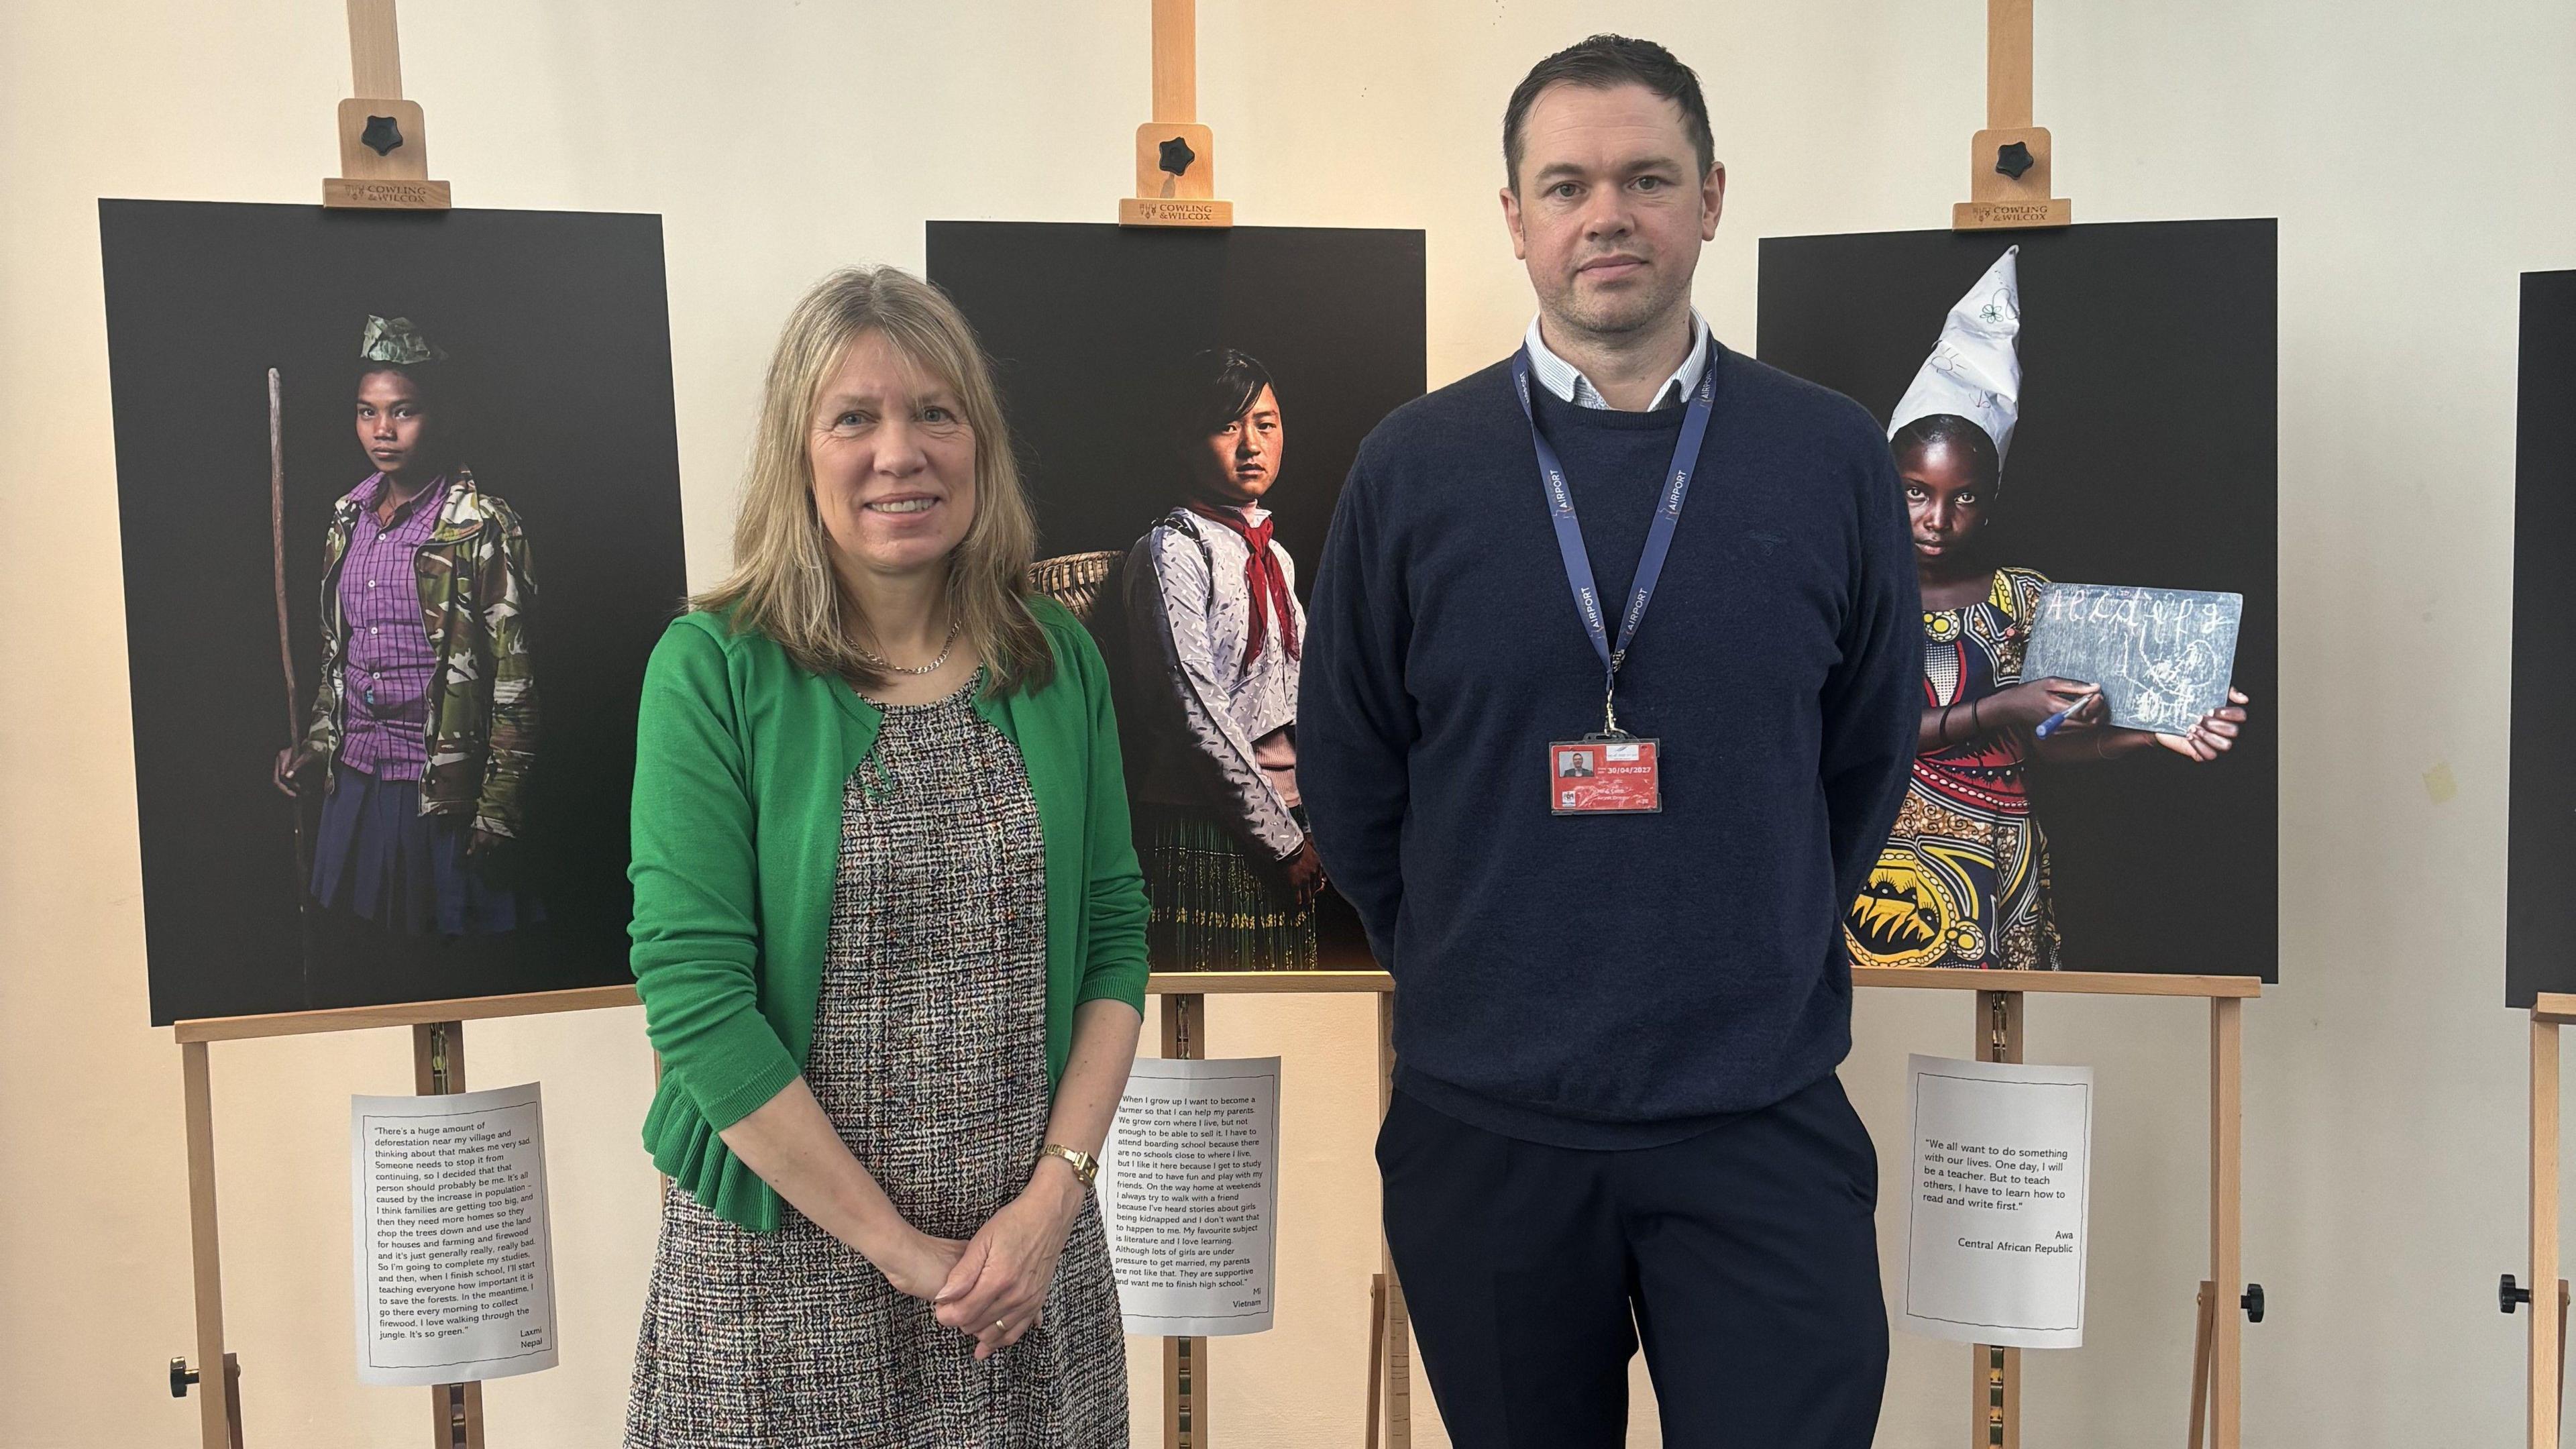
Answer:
[{"left": 272, "top": 315, "right": 543, "bottom": 936}]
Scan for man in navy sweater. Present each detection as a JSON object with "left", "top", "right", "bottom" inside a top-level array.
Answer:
[{"left": 1299, "top": 35, "right": 1921, "bottom": 1448}]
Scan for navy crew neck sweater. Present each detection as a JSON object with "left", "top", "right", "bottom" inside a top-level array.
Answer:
[{"left": 1298, "top": 343, "right": 1922, "bottom": 1148}]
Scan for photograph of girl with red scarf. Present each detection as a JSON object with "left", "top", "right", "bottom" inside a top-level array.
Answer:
[{"left": 1120, "top": 349, "right": 1325, "bottom": 971}]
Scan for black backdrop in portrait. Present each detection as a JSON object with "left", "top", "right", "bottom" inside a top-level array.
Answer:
[
  {"left": 926, "top": 222, "right": 1427, "bottom": 968},
  {"left": 101, "top": 201, "right": 687, "bottom": 1024},
  {"left": 1758, "top": 220, "right": 2278, "bottom": 980},
  {"left": 2508, "top": 271, "right": 2576, "bottom": 1006}
]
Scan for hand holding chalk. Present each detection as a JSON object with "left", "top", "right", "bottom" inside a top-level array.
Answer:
[{"left": 2012, "top": 678, "right": 2102, "bottom": 737}]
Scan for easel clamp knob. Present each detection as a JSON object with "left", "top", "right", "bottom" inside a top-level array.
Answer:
[{"left": 2504, "top": 1272, "right": 2535, "bottom": 1312}]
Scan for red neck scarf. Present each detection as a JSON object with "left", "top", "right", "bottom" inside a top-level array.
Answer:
[{"left": 1185, "top": 501, "right": 1300, "bottom": 666}]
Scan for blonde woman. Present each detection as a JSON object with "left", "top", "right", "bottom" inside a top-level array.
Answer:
[{"left": 625, "top": 266, "right": 1145, "bottom": 1445}]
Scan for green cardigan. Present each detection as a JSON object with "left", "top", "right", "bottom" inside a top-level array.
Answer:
[{"left": 628, "top": 598, "right": 1150, "bottom": 1232}]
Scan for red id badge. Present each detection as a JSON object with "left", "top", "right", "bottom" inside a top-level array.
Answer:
[{"left": 1548, "top": 737, "right": 1662, "bottom": 814}]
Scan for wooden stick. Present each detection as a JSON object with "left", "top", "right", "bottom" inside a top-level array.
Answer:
[
  {"left": 2209, "top": 997, "right": 2244, "bottom": 1449},
  {"left": 1150, "top": 0, "right": 1195, "bottom": 123},
  {"left": 347, "top": 0, "right": 403, "bottom": 97},
  {"left": 167, "top": 969, "right": 2256, "bottom": 1047},
  {"left": 1162, "top": 995, "right": 1206, "bottom": 1448},
  {"left": 411, "top": 1023, "right": 488, "bottom": 1449},
  {"left": 1377, "top": 989, "right": 1411, "bottom": 1448},
  {"left": 1365, "top": 1274, "right": 1387, "bottom": 1449},
  {"left": 182, "top": 1040, "right": 237, "bottom": 1449},
  {"left": 1973, "top": 991, "right": 2023, "bottom": 1449},
  {"left": 268, "top": 370, "right": 300, "bottom": 754},
  {"left": 2538, "top": 1016, "right": 2562, "bottom": 1449},
  {"left": 1862, "top": 967, "right": 2260, "bottom": 998},
  {"left": 220, "top": 1354, "right": 245, "bottom": 1449},
  {"left": 1986, "top": 0, "right": 2033, "bottom": 129},
  {"left": 1148, "top": 970, "right": 1391, "bottom": 996},
  {"left": 270, "top": 368, "right": 315, "bottom": 1000},
  {"left": 2187, "top": 1282, "right": 2215, "bottom": 1449},
  {"left": 176, "top": 983, "right": 641, "bottom": 1042}
]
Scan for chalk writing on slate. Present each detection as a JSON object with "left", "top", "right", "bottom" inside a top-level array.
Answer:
[{"left": 2020, "top": 584, "right": 2243, "bottom": 736}]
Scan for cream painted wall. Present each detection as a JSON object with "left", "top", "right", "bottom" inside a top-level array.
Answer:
[{"left": 5, "top": 1, "right": 2574, "bottom": 1444}]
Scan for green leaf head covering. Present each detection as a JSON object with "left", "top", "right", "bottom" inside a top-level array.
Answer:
[{"left": 358, "top": 315, "right": 448, "bottom": 366}]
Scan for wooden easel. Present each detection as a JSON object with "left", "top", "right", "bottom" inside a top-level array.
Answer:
[
  {"left": 2506, "top": 993, "right": 2576, "bottom": 1447},
  {"left": 1849, "top": 968, "right": 2259, "bottom": 1449},
  {"left": 323, "top": 0, "right": 449, "bottom": 210},
  {"left": 172, "top": 985, "right": 636, "bottom": 1449},
  {"left": 170, "top": 974, "right": 1411, "bottom": 1448},
  {"left": 1955, "top": 0, "right": 2072, "bottom": 231},
  {"left": 1146, "top": 971, "right": 1409, "bottom": 1449},
  {"left": 1119, "top": 0, "right": 1231, "bottom": 229},
  {"left": 1943, "top": 11, "right": 2273, "bottom": 1444}
]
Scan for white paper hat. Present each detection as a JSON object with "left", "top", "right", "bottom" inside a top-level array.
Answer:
[{"left": 1888, "top": 245, "right": 2022, "bottom": 463}]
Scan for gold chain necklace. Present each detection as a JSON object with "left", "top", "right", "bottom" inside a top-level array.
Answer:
[{"left": 852, "top": 614, "right": 963, "bottom": 676}]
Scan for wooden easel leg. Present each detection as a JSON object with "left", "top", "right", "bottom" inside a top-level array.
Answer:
[
  {"left": 1376, "top": 989, "right": 1411, "bottom": 1449},
  {"left": 2209, "top": 998, "right": 2244, "bottom": 1449},
  {"left": 1971, "top": 990, "right": 2023, "bottom": 1449},
  {"left": 2187, "top": 1282, "right": 2216, "bottom": 1449},
  {"left": 181, "top": 1040, "right": 241, "bottom": 1449},
  {"left": 1971, "top": 1345, "right": 2021, "bottom": 1449},
  {"left": 411, "top": 1022, "right": 487, "bottom": 1449},
  {"left": 1365, "top": 1273, "right": 1387, "bottom": 1449},
  {"left": 2535, "top": 1016, "right": 2561, "bottom": 1449},
  {"left": 222, "top": 1354, "right": 245, "bottom": 1449},
  {"left": 1159, "top": 995, "right": 1207, "bottom": 1449}
]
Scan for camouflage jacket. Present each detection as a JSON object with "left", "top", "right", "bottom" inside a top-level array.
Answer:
[{"left": 301, "top": 469, "right": 539, "bottom": 837}]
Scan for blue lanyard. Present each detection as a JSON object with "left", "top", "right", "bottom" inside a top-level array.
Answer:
[{"left": 1511, "top": 341, "right": 1717, "bottom": 735}]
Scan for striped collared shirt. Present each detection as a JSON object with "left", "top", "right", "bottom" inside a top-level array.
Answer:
[{"left": 1521, "top": 310, "right": 1713, "bottom": 411}]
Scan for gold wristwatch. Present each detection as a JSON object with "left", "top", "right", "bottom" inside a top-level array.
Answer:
[{"left": 1039, "top": 1142, "right": 1099, "bottom": 1187}]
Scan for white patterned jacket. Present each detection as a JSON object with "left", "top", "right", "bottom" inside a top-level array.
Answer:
[{"left": 1120, "top": 505, "right": 1305, "bottom": 861}]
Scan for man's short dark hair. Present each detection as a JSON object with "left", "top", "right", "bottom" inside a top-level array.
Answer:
[{"left": 1503, "top": 34, "right": 1715, "bottom": 191}]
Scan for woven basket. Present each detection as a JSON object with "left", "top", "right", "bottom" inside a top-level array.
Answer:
[{"left": 1026, "top": 550, "right": 1124, "bottom": 624}]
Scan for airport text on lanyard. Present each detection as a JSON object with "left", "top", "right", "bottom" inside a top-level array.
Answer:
[{"left": 1510, "top": 341, "right": 1717, "bottom": 738}]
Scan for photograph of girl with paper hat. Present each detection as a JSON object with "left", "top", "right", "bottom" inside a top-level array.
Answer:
[
  {"left": 1845, "top": 248, "right": 2253, "bottom": 971},
  {"left": 270, "top": 315, "right": 543, "bottom": 937},
  {"left": 1118, "top": 348, "right": 1324, "bottom": 971}
]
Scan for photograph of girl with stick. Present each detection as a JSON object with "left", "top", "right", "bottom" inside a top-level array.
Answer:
[
  {"left": 271, "top": 315, "right": 543, "bottom": 936},
  {"left": 1120, "top": 348, "right": 1323, "bottom": 971},
  {"left": 1847, "top": 248, "right": 2253, "bottom": 971}
]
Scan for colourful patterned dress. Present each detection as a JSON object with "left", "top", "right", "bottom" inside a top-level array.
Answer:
[{"left": 1845, "top": 567, "right": 2062, "bottom": 971}]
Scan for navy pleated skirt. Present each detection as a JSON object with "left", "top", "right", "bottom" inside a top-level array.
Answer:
[{"left": 310, "top": 765, "right": 541, "bottom": 936}]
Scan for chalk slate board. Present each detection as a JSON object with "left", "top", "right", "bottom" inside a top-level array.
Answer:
[{"left": 2021, "top": 583, "right": 2244, "bottom": 735}]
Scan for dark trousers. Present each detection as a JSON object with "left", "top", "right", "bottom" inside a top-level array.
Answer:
[{"left": 1377, "top": 1074, "right": 1888, "bottom": 1448}]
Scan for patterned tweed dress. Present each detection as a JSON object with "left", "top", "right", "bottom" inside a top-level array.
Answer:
[{"left": 626, "top": 682, "right": 1128, "bottom": 1447}]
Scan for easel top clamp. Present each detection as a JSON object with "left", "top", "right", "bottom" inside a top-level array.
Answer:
[
  {"left": 1955, "top": 0, "right": 2070, "bottom": 231},
  {"left": 1120, "top": 0, "right": 1231, "bottom": 229},
  {"left": 325, "top": 0, "right": 450, "bottom": 211}
]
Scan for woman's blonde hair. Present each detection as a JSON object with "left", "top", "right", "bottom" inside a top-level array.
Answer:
[{"left": 694, "top": 265, "right": 1053, "bottom": 694}]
